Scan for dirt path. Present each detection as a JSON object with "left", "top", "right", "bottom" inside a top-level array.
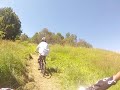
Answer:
[{"left": 24, "top": 54, "right": 61, "bottom": 90}]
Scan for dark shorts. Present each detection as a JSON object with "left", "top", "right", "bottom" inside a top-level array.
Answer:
[{"left": 86, "top": 77, "right": 117, "bottom": 90}]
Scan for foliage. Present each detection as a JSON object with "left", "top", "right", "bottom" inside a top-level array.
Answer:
[
  {"left": 31, "top": 28, "right": 63, "bottom": 44},
  {"left": 0, "top": 40, "right": 35, "bottom": 88},
  {"left": 32, "top": 28, "right": 92, "bottom": 48},
  {"left": 47, "top": 45, "right": 120, "bottom": 90},
  {"left": 77, "top": 39, "right": 93, "bottom": 48},
  {"left": 64, "top": 33, "right": 77, "bottom": 46},
  {"left": 0, "top": 31, "right": 5, "bottom": 39},
  {"left": 20, "top": 33, "right": 28, "bottom": 41},
  {"left": 52, "top": 32, "right": 64, "bottom": 45},
  {"left": 0, "top": 7, "right": 22, "bottom": 40}
]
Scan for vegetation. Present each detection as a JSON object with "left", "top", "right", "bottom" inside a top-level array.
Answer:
[
  {"left": 0, "top": 40, "right": 35, "bottom": 89},
  {"left": 0, "top": 7, "right": 92, "bottom": 48},
  {"left": 20, "top": 33, "right": 29, "bottom": 41},
  {"left": 0, "top": 7, "right": 22, "bottom": 40},
  {"left": 0, "top": 7, "right": 119, "bottom": 90},
  {"left": 31, "top": 28, "right": 92, "bottom": 48},
  {"left": 47, "top": 44, "right": 120, "bottom": 90},
  {"left": 0, "top": 41, "right": 120, "bottom": 90}
]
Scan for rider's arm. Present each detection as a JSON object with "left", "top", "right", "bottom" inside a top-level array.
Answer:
[
  {"left": 113, "top": 71, "right": 120, "bottom": 81},
  {"left": 86, "top": 71, "right": 120, "bottom": 90}
]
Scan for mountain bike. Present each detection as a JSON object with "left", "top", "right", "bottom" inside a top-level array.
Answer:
[{"left": 38, "top": 55, "right": 46, "bottom": 77}]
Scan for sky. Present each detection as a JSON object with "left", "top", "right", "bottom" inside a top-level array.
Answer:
[{"left": 0, "top": 0, "right": 120, "bottom": 52}]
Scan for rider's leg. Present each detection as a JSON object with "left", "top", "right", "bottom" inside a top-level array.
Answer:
[
  {"left": 42, "top": 56, "right": 46, "bottom": 64},
  {"left": 39, "top": 55, "right": 46, "bottom": 70},
  {"left": 38, "top": 55, "right": 43, "bottom": 70},
  {"left": 41, "top": 56, "right": 46, "bottom": 76},
  {"left": 40, "top": 56, "right": 44, "bottom": 70}
]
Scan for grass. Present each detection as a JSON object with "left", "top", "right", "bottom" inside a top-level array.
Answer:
[
  {"left": 0, "top": 41, "right": 120, "bottom": 90},
  {"left": 46, "top": 44, "right": 120, "bottom": 90},
  {"left": 0, "top": 40, "right": 36, "bottom": 89}
]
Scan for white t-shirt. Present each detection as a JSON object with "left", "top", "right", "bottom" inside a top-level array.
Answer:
[{"left": 36, "top": 41, "right": 49, "bottom": 56}]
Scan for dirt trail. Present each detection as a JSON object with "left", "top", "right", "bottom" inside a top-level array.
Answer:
[{"left": 24, "top": 54, "right": 61, "bottom": 90}]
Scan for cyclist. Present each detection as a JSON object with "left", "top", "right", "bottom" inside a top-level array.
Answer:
[
  {"left": 36, "top": 37, "right": 49, "bottom": 70},
  {"left": 85, "top": 71, "right": 120, "bottom": 90}
]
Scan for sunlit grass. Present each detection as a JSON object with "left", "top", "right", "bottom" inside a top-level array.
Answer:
[
  {"left": 0, "top": 40, "right": 36, "bottom": 88},
  {"left": 1, "top": 42, "right": 120, "bottom": 90},
  {"left": 47, "top": 44, "right": 120, "bottom": 90}
]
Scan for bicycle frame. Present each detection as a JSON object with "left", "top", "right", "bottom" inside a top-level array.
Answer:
[{"left": 38, "top": 55, "right": 46, "bottom": 76}]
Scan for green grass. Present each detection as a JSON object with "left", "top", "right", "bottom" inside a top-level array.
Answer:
[
  {"left": 47, "top": 44, "right": 120, "bottom": 90},
  {"left": 0, "top": 40, "right": 36, "bottom": 88},
  {"left": 1, "top": 42, "right": 120, "bottom": 90}
]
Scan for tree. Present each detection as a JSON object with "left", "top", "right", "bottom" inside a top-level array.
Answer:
[
  {"left": 31, "top": 32, "right": 40, "bottom": 44},
  {"left": 31, "top": 29, "right": 93, "bottom": 48},
  {"left": 41, "top": 28, "right": 56, "bottom": 44},
  {"left": 20, "top": 33, "right": 28, "bottom": 41},
  {"left": 56, "top": 33, "right": 64, "bottom": 40},
  {"left": 66, "top": 32, "right": 70, "bottom": 38},
  {"left": 0, "top": 7, "right": 22, "bottom": 40},
  {"left": 64, "top": 32, "right": 77, "bottom": 46},
  {"left": 77, "top": 39, "right": 93, "bottom": 48},
  {"left": 54, "top": 32, "right": 64, "bottom": 44}
]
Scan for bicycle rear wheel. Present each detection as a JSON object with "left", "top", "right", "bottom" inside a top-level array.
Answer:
[
  {"left": 41, "top": 62, "right": 46, "bottom": 76},
  {"left": 38, "top": 55, "right": 46, "bottom": 76}
]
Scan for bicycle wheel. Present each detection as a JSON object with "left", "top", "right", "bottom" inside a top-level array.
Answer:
[
  {"left": 41, "top": 61, "right": 46, "bottom": 76},
  {"left": 38, "top": 55, "right": 46, "bottom": 76}
]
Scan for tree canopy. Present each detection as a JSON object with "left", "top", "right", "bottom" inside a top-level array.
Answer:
[
  {"left": 31, "top": 28, "right": 93, "bottom": 48},
  {"left": 0, "top": 7, "right": 22, "bottom": 40}
]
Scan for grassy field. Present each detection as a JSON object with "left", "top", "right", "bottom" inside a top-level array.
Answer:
[
  {"left": 0, "top": 40, "right": 35, "bottom": 89},
  {"left": 0, "top": 41, "right": 120, "bottom": 90},
  {"left": 47, "top": 44, "right": 120, "bottom": 90}
]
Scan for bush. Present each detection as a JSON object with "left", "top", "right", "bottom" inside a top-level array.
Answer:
[
  {"left": 0, "top": 40, "right": 35, "bottom": 88},
  {"left": 47, "top": 44, "right": 120, "bottom": 90}
]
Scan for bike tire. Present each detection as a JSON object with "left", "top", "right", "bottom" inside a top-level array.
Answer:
[{"left": 41, "top": 62, "right": 46, "bottom": 76}]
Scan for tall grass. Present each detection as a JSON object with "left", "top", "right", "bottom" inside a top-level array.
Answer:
[
  {"left": 0, "top": 40, "right": 35, "bottom": 88},
  {"left": 47, "top": 44, "right": 120, "bottom": 90}
]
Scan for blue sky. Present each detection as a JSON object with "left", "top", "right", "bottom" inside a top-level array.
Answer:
[{"left": 0, "top": 0, "right": 120, "bottom": 52}]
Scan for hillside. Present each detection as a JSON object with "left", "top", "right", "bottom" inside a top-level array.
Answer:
[
  {"left": 0, "top": 40, "right": 35, "bottom": 89},
  {"left": 0, "top": 41, "right": 120, "bottom": 90},
  {"left": 20, "top": 54, "right": 61, "bottom": 90},
  {"left": 46, "top": 45, "right": 120, "bottom": 90}
]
